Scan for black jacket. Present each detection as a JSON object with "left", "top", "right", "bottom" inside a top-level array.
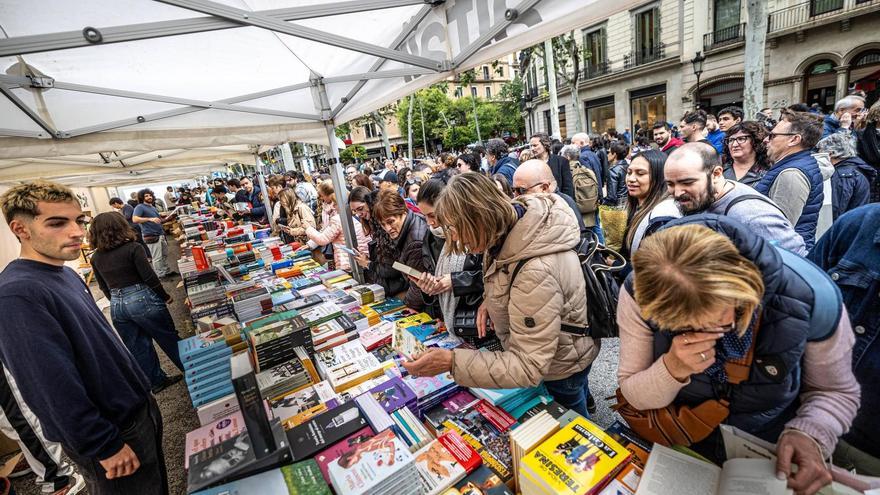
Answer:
[
  {"left": 420, "top": 230, "right": 484, "bottom": 321},
  {"left": 547, "top": 154, "right": 575, "bottom": 198},
  {"left": 604, "top": 160, "right": 629, "bottom": 207},
  {"left": 393, "top": 212, "right": 428, "bottom": 311}
]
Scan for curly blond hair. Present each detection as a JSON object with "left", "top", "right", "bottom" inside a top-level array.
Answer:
[{"left": 1, "top": 180, "right": 77, "bottom": 224}]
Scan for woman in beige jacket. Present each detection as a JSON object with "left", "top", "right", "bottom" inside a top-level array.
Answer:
[{"left": 402, "top": 172, "right": 599, "bottom": 417}]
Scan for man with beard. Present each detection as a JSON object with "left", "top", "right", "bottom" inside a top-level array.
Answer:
[
  {"left": 664, "top": 143, "right": 807, "bottom": 255},
  {"left": 652, "top": 121, "right": 683, "bottom": 156},
  {"left": 132, "top": 189, "right": 177, "bottom": 278}
]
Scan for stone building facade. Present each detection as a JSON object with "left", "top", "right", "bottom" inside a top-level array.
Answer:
[{"left": 523, "top": 0, "right": 880, "bottom": 139}]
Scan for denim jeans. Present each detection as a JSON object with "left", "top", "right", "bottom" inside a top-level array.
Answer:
[
  {"left": 63, "top": 397, "right": 168, "bottom": 495},
  {"left": 544, "top": 365, "right": 592, "bottom": 418},
  {"left": 110, "top": 284, "right": 183, "bottom": 388}
]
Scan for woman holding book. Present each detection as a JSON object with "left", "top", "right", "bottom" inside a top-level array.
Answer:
[
  {"left": 349, "top": 186, "right": 407, "bottom": 301},
  {"left": 372, "top": 189, "right": 428, "bottom": 311},
  {"left": 304, "top": 182, "right": 368, "bottom": 272},
  {"left": 402, "top": 172, "right": 598, "bottom": 417},
  {"left": 616, "top": 216, "right": 859, "bottom": 495},
  {"left": 276, "top": 188, "right": 316, "bottom": 245},
  {"left": 88, "top": 212, "right": 183, "bottom": 394},
  {"left": 411, "top": 179, "right": 486, "bottom": 344}
]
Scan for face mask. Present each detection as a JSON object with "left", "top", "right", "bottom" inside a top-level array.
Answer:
[{"left": 430, "top": 225, "right": 445, "bottom": 238}]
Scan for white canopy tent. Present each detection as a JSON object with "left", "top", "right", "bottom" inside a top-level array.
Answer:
[{"left": 0, "top": 0, "right": 641, "bottom": 275}]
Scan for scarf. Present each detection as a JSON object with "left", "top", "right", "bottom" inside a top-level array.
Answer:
[
  {"left": 704, "top": 310, "right": 759, "bottom": 384},
  {"left": 434, "top": 227, "right": 467, "bottom": 327}
]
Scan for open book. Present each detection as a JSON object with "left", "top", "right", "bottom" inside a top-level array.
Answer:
[{"left": 636, "top": 444, "right": 791, "bottom": 495}]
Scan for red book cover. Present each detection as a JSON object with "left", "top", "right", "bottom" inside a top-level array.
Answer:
[
  {"left": 437, "top": 430, "right": 482, "bottom": 474},
  {"left": 313, "top": 426, "right": 374, "bottom": 484},
  {"left": 474, "top": 400, "right": 516, "bottom": 433}
]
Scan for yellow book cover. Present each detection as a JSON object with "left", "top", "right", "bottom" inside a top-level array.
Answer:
[
  {"left": 520, "top": 417, "right": 630, "bottom": 495},
  {"left": 396, "top": 312, "right": 434, "bottom": 328}
]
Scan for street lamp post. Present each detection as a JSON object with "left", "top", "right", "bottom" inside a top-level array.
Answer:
[{"left": 691, "top": 51, "right": 706, "bottom": 110}]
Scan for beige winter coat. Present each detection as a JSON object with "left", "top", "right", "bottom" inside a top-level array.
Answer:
[{"left": 450, "top": 194, "right": 599, "bottom": 388}]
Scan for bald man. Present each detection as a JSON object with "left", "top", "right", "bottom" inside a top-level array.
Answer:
[{"left": 513, "top": 160, "right": 588, "bottom": 236}]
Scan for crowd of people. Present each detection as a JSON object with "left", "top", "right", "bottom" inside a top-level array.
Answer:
[{"left": 0, "top": 93, "right": 878, "bottom": 495}]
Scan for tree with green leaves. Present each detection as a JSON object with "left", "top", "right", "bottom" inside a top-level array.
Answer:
[
  {"left": 523, "top": 33, "right": 589, "bottom": 135},
  {"left": 339, "top": 144, "right": 367, "bottom": 164}
]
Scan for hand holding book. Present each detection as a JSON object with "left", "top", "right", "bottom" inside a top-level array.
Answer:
[
  {"left": 412, "top": 272, "right": 452, "bottom": 296},
  {"left": 401, "top": 348, "right": 453, "bottom": 378}
]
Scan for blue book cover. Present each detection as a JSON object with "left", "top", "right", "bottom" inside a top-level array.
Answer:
[
  {"left": 192, "top": 384, "right": 235, "bottom": 408},
  {"left": 178, "top": 334, "right": 227, "bottom": 361},
  {"left": 183, "top": 347, "right": 232, "bottom": 371}
]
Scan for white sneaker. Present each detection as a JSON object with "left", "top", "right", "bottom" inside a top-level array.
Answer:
[{"left": 52, "top": 472, "right": 85, "bottom": 495}]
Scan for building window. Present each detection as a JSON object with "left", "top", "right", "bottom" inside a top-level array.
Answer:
[
  {"left": 498, "top": 66, "right": 504, "bottom": 78},
  {"left": 714, "top": 0, "right": 741, "bottom": 33},
  {"left": 455, "top": 87, "right": 463, "bottom": 98},
  {"left": 849, "top": 50, "right": 880, "bottom": 107},
  {"left": 810, "top": 0, "right": 843, "bottom": 16},
  {"left": 471, "top": 86, "right": 478, "bottom": 97},
  {"left": 582, "top": 27, "right": 607, "bottom": 77},
  {"left": 558, "top": 106, "right": 567, "bottom": 138},
  {"left": 804, "top": 60, "right": 837, "bottom": 112},
  {"left": 584, "top": 96, "right": 616, "bottom": 134},
  {"left": 630, "top": 84, "right": 667, "bottom": 134},
  {"left": 482, "top": 66, "right": 490, "bottom": 80},
  {"left": 634, "top": 7, "right": 661, "bottom": 66},
  {"left": 364, "top": 122, "right": 378, "bottom": 139},
  {"left": 485, "top": 87, "right": 492, "bottom": 98}
]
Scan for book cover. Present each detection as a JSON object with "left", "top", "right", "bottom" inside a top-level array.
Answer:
[
  {"left": 359, "top": 321, "right": 394, "bottom": 350},
  {"left": 369, "top": 297, "right": 406, "bottom": 315},
  {"left": 415, "top": 439, "right": 468, "bottom": 495},
  {"left": 404, "top": 372, "right": 457, "bottom": 400},
  {"left": 520, "top": 417, "right": 631, "bottom": 495},
  {"left": 364, "top": 376, "right": 417, "bottom": 413},
  {"left": 473, "top": 400, "right": 516, "bottom": 433},
  {"left": 436, "top": 430, "right": 482, "bottom": 474},
  {"left": 286, "top": 402, "right": 368, "bottom": 461},
  {"left": 184, "top": 412, "right": 245, "bottom": 469},
  {"left": 442, "top": 402, "right": 515, "bottom": 484},
  {"left": 313, "top": 427, "right": 375, "bottom": 484},
  {"left": 316, "top": 340, "right": 367, "bottom": 372},
  {"left": 187, "top": 422, "right": 291, "bottom": 494},
  {"left": 327, "top": 429, "right": 414, "bottom": 495},
  {"left": 196, "top": 394, "right": 240, "bottom": 426},
  {"left": 270, "top": 386, "right": 325, "bottom": 429},
  {"left": 231, "top": 352, "right": 277, "bottom": 457},
  {"left": 191, "top": 460, "right": 332, "bottom": 495},
  {"left": 606, "top": 421, "right": 652, "bottom": 471},
  {"left": 452, "top": 465, "right": 515, "bottom": 495}
]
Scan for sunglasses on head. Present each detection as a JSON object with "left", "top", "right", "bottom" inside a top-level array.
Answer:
[{"left": 406, "top": 178, "right": 422, "bottom": 186}]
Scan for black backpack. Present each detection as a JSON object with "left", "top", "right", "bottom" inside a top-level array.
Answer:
[{"left": 509, "top": 231, "right": 626, "bottom": 339}]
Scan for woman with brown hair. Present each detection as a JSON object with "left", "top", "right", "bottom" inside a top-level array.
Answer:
[
  {"left": 353, "top": 173, "right": 374, "bottom": 191},
  {"left": 617, "top": 217, "right": 859, "bottom": 493},
  {"left": 721, "top": 121, "right": 771, "bottom": 186},
  {"left": 372, "top": 189, "right": 428, "bottom": 310},
  {"left": 304, "top": 182, "right": 368, "bottom": 272},
  {"left": 349, "top": 186, "right": 406, "bottom": 297},
  {"left": 402, "top": 173, "right": 598, "bottom": 417},
  {"left": 88, "top": 212, "right": 182, "bottom": 393},
  {"left": 276, "top": 188, "right": 316, "bottom": 244}
]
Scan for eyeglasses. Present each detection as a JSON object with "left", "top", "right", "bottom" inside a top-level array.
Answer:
[
  {"left": 513, "top": 181, "right": 549, "bottom": 196},
  {"left": 726, "top": 136, "right": 751, "bottom": 146},
  {"left": 351, "top": 205, "right": 369, "bottom": 215},
  {"left": 406, "top": 178, "right": 422, "bottom": 186},
  {"left": 767, "top": 132, "right": 799, "bottom": 140},
  {"left": 677, "top": 322, "right": 737, "bottom": 334}
]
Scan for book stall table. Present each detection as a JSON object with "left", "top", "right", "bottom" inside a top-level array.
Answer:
[{"left": 173, "top": 207, "right": 873, "bottom": 495}]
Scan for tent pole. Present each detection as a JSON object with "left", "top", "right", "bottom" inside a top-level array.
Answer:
[
  {"left": 314, "top": 79, "right": 363, "bottom": 282},
  {"left": 253, "top": 151, "right": 275, "bottom": 232}
]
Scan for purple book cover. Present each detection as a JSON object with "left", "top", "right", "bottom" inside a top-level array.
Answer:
[{"left": 366, "top": 376, "right": 417, "bottom": 414}]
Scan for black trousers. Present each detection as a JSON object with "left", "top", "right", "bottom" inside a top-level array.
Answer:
[{"left": 64, "top": 398, "right": 168, "bottom": 495}]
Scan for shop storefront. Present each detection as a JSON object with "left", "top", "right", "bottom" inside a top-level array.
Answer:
[
  {"left": 584, "top": 96, "right": 616, "bottom": 135},
  {"left": 630, "top": 84, "right": 667, "bottom": 136}
]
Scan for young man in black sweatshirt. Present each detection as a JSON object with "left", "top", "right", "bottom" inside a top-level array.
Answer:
[{"left": 0, "top": 181, "right": 168, "bottom": 495}]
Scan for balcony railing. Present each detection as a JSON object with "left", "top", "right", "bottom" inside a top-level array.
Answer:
[
  {"left": 703, "top": 23, "right": 745, "bottom": 51},
  {"left": 767, "top": 0, "right": 875, "bottom": 32},
  {"left": 582, "top": 61, "right": 611, "bottom": 80},
  {"left": 623, "top": 43, "right": 666, "bottom": 69}
]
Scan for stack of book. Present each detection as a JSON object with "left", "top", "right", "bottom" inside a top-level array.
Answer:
[
  {"left": 231, "top": 286, "right": 273, "bottom": 321},
  {"left": 311, "top": 314, "right": 358, "bottom": 353},
  {"left": 403, "top": 372, "right": 460, "bottom": 414},
  {"left": 315, "top": 341, "right": 368, "bottom": 380},
  {"left": 300, "top": 302, "right": 343, "bottom": 327},
  {"left": 248, "top": 317, "right": 312, "bottom": 372},
  {"left": 390, "top": 406, "right": 432, "bottom": 453},
  {"left": 179, "top": 330, "right": 246, "bottom": 408},
  {"left": 184, "top": 411, "right": 245, "bottom": 470},
  {"left": 441, "top": 399, "right": 517, "bottom": 487},
  {"left": 518, "top": 417, "right": 631, "bottom": 495},
  {"left": 471, "top": 384, "right": 549, "bottom": 415},
  {"left": 365, "top": 376, "right": 418, "bottom": 417},
  {"left": 287, "top": 402, "right": 369, "bottom": 461},
  {"left": 313, "top": 426, "right": 375, "bottom": 484},
  {"left": 325, "top": 353, "right": 390, "bottom": 393},
  {"left": 354, "top": 393, "right": 396, "bottom": 435},
  {"left": 359, "top": 306, "right": 381, "bottom": 327},
  {"left": 255, "top": 358, "right": 312, "bottom": 400},
  {"left": 269, "top": 381, "right": 338, "bottom": 430},
  {"left": 348, "top": 284, "right": 386, "bottom": 305},
  {"left": 327, "top": 429, "right": 421, "bottom": 495},
  {"left": 508, "top": 411, "right": 561, "bottom": 492},
  {"left": 414, "top": 430, "right": 482, "bottom": 495},
  {"left": 368, "top": 297, "right": 406, "bottom": 315},
  {"left": 359, "top": 321, "right": 394, "bottom": 351}
]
